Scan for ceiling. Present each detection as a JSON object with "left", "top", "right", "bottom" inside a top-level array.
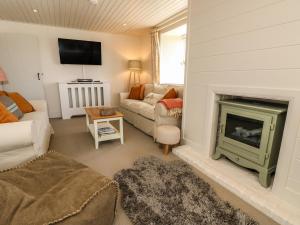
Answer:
[{"left": 0, "top": 0, "right": 187, "bottom": 35}]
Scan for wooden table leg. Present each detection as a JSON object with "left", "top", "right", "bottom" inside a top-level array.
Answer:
[
  {"left": 120, "top": 117, "right": 124, "bottom": 144},
  {"left": 163, "top": 144, "right": 170, "bottom": 155},
  {"left": 94, "top": 120, "right": 99, "bottom": 149}
]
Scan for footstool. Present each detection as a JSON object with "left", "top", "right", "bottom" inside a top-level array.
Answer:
[
  {"left": 157, "top": 125, "right": 180, "bottom": 155},
  {"left": 0, "top": 151, "right": 118, "bottom": 225}
]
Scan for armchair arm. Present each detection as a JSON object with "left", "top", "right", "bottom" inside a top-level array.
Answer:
[
  {"left": 155, "top": 102, "right": 169, "bottom": 117},
  {"left": 29, "top": 100, "right": 48, "bottom": 112},
  {"left": 120, "top": 92, "right": 129, "bottom": 103},
  {"left": 0, "top": 121, "right": 34, "bottom": 152}
]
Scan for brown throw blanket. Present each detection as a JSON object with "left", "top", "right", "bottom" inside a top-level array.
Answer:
[{"left": 0, "top": 152, "right": 118, "bottom": 225}]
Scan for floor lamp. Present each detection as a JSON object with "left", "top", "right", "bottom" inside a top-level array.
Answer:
[
  {"left": 0, "top": 67, "right": 7, "bottom": 91},
  {"left": 128, "top": 60, "right": 142, "bottom": 90}
]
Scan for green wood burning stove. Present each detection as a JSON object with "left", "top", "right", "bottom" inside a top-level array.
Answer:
[{"left": 213, "top": 100, "right": 287, "bottom": 187}]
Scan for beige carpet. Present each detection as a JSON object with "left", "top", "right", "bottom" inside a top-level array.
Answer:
[{"left": 50, "top": 117, "right": 278, "bottom": 225}]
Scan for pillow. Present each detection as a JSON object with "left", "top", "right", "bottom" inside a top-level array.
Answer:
[
  {"left": 139, "top": 84, "right": 145, "bottom": 100},
  {"left": 0, "top": 96, "right": 23, "bottom": 119},
  {"left": 128, "top": 85, "right": 142, "bottom": 100},
  {"left": 143, "top": 92, "right": 164, "bottom": 105},
  {"left": 0, "top": 91, "right": 7, "bottom": 96},
  {"left": 0, "top": 102, "right": 18, "bottom": 123},
  {"left": 163, "top": 88, "right": 177, "bottom": 99},
  {"left": 7, "top": 92, "right": 34, "bottom": 113}
]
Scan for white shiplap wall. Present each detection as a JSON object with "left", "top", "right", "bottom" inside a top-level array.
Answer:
[{"left": 184, "top": 0, "right": 300, "bottom": 210}]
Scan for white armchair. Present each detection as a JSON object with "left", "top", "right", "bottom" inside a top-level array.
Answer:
[{"left": 0, "top": 100, "right": 52, "bottom": 170}]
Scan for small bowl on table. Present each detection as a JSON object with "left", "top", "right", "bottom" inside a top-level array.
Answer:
[{"left": 99, "top": 107, "right": 116, "bottom": 116}]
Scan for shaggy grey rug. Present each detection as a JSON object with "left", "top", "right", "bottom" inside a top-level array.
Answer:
[{"left": 114, "top": 156, "right": 259, "bottom": 225}]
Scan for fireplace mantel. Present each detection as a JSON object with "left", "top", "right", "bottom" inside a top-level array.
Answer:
[{"left": 177, "top": 84, "right": 300, "bottom": 225}]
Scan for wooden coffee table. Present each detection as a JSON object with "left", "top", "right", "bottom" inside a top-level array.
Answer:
[{"left": 85, "top": 107, "right": 124, "bottom": 149}]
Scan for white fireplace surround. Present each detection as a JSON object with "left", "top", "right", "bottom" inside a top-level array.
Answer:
[{"left": 174, "top": 84, "right": 300, "bottom": 225}]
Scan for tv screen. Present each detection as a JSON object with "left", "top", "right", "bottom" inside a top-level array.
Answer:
[{"left": 58, "top": 38, "right": 102, "bottom": 65}]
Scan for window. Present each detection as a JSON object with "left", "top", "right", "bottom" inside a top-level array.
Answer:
[{"left": 160, "top": 24, "right": 187, "bottom": 85}]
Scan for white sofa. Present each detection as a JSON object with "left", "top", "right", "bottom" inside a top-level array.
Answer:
[
  {"left": 119, "top": 84, "right": 183, "bottom": 139},
  {"left": 0, "top": 100, "right": 52, "bottom": 170}
]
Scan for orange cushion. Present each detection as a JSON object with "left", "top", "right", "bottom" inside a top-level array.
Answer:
[
  {"left": 163, "top": 88, "right": 177, "bottom": 99},
  {"left": 7, "top": 92, "right": 34, "bottom": 113},
  {"left": 128, "top": 85, "right": 142, "bottom": 100},
  {"left": 0, "top": 91, "right": 7, "bottom": 96},
  {"left": 139, "top": 84, "right": 145, "bottom": 100},
  {"left": 0, "top": 102, "right": 18, "bottom": 123}
]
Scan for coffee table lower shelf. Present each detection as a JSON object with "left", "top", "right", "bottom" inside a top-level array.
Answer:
[
  {"left": 85, "top": 108, "right": 124, "bottom": 149},
  {"left": 87, "top": 122, "right": 122, "bottom": 142}
]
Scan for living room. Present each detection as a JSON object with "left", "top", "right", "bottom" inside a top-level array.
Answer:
[{"left": 0, "top": 0, "right": 300, "bottom": 225}]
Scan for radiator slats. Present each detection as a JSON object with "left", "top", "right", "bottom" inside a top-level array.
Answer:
[
  {"left": 59, "top": 83, "right": 111, "bottom": 119},
  {"left": 78, "top": 87, "right": 83, "bottom": 108},
  {"left": 91, "top": 87, "right": 95, "bottom": 106}
]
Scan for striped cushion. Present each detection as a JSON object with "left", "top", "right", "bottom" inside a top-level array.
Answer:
[{"left": 0, "top": 96, "right": 23, "bottom": 119}]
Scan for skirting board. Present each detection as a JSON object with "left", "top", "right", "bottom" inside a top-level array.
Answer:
[{"left": 173, "top": 145, "right": 300, "bottom": 225}]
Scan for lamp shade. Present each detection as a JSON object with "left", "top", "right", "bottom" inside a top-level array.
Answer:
[
  {"left": 128, "top": 60, "right": 142, "bottom": 71},
  {"left": 0, "top": 67, "right": 7, "bottom": 82}
]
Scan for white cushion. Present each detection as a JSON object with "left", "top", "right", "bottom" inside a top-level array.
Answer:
[
  {"left": 157, "top": 125, "right": 180, "bottom": 145},
  {"left": 143, "top": 92, "right": 163, "bottom": 106},
  {"left": 121, "top": 99, "right": 142, "bottom": 113}
]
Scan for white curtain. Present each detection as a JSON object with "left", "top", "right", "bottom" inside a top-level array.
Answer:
[
  {"left": 151, "top": 30, "right": 160, "bottom": 84},
  {"left": 151, "top": 9, "right": 187, "bottom": 84}
]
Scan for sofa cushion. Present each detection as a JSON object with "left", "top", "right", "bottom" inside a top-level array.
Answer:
[
  {"left": 172, "top": 86, "right": 184, "bottom": 99},
  {"left": 7, "top": 92, "right": 34, "bottom": 113},
  {"left": 163, "top": 88, "right": 177, "bottom": 99},
  {"left": 0, "top": 103, "right": 18, "bottom": 123},
  {"left": 143, "top": 92, "right": 163, "bottom": 106},
  {"left": 0, "top": 96, "right": 23, "bottom": 119},
  {"left": 121, "top": 99, "right": 155, "bottom": 120},
  {"left": 121, "top": 99, "right": 142, "bottom": 113},
  {"left": 128, "top": 85, "right": 142, "bottom": 100},
  {"left": 0, "top": 91, "right": 7, "bottom": 96},
  {"left": 138, "top": 103, "right": 155, "bottom": 120}
]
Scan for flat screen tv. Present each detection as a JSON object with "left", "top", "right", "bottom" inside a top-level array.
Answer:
[{"left": 58, "top": 38, "right": 102, "bottom": 65}]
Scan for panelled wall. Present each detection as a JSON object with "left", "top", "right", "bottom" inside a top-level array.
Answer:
[{"left": 183, "top": 0, "right": 300, "bottom": 207}]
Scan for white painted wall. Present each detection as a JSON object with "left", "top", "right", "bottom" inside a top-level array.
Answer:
[
  {"left": 0, "top": 20, "right": 152, "bottom": 118},
  {"left": 183, "top": 0, "right": 300, "bottom": 209}
]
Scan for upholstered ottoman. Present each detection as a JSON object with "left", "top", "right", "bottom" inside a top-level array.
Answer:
[
  {"left": 0, "top": 151, "right": 118, "bottom": 225},
  {"left": 157, "top": 125, "right": 180, "bottom": 155}
]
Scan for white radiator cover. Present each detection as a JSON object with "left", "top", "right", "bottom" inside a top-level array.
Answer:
[{"left": 59, "top": 82, "right": 111, "bottom": 119}]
